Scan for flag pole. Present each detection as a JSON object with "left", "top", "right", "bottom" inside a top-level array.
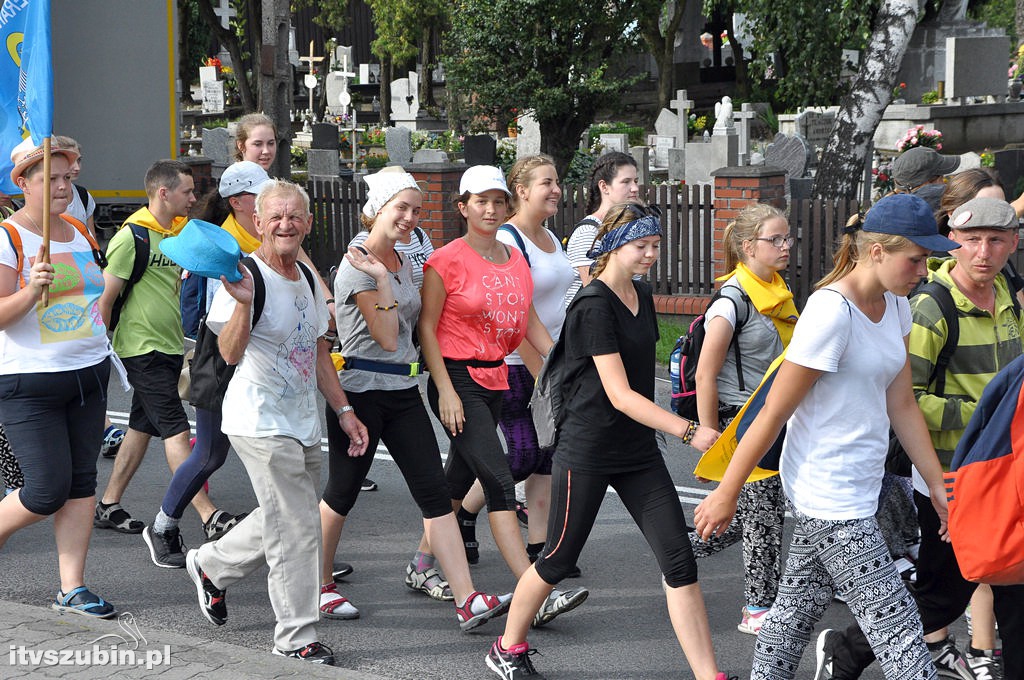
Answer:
[{"left": 40, "top": 135, "right": 50, "bottom": 306}]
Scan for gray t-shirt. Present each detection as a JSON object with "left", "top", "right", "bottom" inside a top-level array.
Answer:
[
  {"left": 333, "top": 251, "right": 422, "bottom": 392},
  {"left": 703, "top": 277, "right": 784, "bottom": 406}
]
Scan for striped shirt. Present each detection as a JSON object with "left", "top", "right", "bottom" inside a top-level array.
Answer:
[{"left": 909, "top": 258, "right": 1024, "bottom": 467}]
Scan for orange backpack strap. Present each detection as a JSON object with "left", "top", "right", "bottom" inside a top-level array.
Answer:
[
  {"left": 59, "top": 214, "right": 107, "bottom": 269},
  {"left": 0, "top": 221, "right": 25, "bottom": 288}
]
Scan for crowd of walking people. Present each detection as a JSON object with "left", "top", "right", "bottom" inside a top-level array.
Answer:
[{"left": 0, "top": 129, "right": 1016, "bottom": 679}]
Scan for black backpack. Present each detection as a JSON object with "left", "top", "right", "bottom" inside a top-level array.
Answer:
[
  {"left": 187, "top": 257, "right": 316, "bottom": 411},
  {"left": 669, "top": 285, "right": 751, "bottom": 422},
  {"left": 108, "top": 223, "right": 150, "bottom": 331}
]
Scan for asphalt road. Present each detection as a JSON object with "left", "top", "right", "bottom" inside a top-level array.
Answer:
[{"left": 0, "top": 373, "right": 966, "bottom": 679}]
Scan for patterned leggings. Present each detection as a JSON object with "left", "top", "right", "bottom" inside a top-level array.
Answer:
[
  {"left": 752, "top": 511, "right": 936, "bottom": 680},
  {"left": 0, "top": 424, "right": 23, "bottom": 489},
  {"left": 689, "top": 476, "right": 784, "bottom": 608},
  {"left": 688, "top": 412, "right": 784, "bottom": 608}
]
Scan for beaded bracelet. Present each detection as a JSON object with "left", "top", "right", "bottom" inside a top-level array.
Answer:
[
  {"left": 374, "top": 300, "right": 399, "bottom": 311},
  {"left": 681, "top": 419, "right": 698, "bottom": 446}
]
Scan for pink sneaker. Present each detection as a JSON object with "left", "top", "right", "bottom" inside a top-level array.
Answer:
[{"left": 737, "top": 606, "right": 768, "bottom": 635}]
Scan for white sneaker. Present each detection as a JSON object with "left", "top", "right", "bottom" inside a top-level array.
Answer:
[{"left": 532, "top": 586, "right": 589, "bottom": 627}]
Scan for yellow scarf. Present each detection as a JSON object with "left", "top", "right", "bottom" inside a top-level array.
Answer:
[
  {"left": 717, "top": 262, "right": 799, "bottom": 347},
  {"left": 122, "top": 206, "right": 187, "bottom": 237},
  {"left": 220, "top": 212, "right": 261, "bottom": 254}
]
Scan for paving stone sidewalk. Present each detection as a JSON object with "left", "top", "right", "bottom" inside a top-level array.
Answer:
[{"left": 0, "top": 600, "right": 386, "bottom": 679}]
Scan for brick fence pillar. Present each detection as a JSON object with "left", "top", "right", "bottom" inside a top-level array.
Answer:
[
  {"left": 408, "top": 163, "right": 467, "bottom": 247},
  {"left": 710, "top": 166, "right": 787, "bottom": 281}
]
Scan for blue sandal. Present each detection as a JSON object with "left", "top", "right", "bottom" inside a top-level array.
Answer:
[{"left": 51, "top": 586, "right": 116, "bottom": 619}]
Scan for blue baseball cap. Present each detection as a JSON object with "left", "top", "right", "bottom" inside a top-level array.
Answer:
[
  {"left": 863, "top": 193, "right": 960, "bottom": 252},
  {"left": 159, "top": 219, "right": 243, "bottom": 282}
]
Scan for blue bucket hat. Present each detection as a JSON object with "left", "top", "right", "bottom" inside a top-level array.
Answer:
[
  {"left": 159, "top": 219, "right": 243, "bottom": 282},
  {"left": 863, "top": 193, "right": 960, "bottom": 252}
]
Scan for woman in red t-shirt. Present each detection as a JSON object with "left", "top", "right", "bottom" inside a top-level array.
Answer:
[{"left": 419, "top": 165, "right": 554, "bottom": 589}]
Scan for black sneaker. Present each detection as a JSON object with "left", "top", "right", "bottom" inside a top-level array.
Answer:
[
  {"left": 486, "top": 638, "right": 545, "bottom": 679},
  {"left": 332, "top": 561, "right": 354, "bottom": 582},
  {"left": 930, "top": 637, "right": 976, "bottom": 680},
  {"left": 814, "top": 629, "right": 840, "bottom": 680},
  {"left": 273, "top": 641, "right": 335, "bottom": 666},
  {"left": 142, "top": 526, "right": 186, "bottom": 568},
  {"left": 186, "top": 549, "right": 227, "bottom": 625},
  {"left": 361, "top": 478, "right": 378, "bottom": 492},
  {"left": 202, "top": 510, "right": 247, "bottom": 542}
]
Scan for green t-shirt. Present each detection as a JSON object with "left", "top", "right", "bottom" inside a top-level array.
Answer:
[{"left": 105, "top": 215, "right": 183, "bottom": 358}]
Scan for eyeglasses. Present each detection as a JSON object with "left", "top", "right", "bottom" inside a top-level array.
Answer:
[
  {"left": 754, "top": 235, "right": 795, "bottom": 249},
  {"left": 610, "top": 203, "right": 662, "bottom": 225}
]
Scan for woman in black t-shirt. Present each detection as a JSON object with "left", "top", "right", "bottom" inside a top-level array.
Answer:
[{"left": 485, "top": 204, "right": 727, "bottom": 680}]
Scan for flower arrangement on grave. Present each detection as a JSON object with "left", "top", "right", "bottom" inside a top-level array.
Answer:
[
  {"left": 895, "top": 125, "right": 943, "bottom": 152},
  {"left": 363, "top": 126, "right": 387, "bottom": 147},
  {"left": 921, "top": 90, "right": 941, "bottom": 105},
  {"left": 688, "top": 113, "right": 709, "bottom": 138},
  {"left": 872, "top": 158, "right": 895, "bottom": 196},
  {"left": 496, "top": 137, "right": 517, "bottom": 173},
  {"left": 363, "top": 152, "right": 389, "bottom": 169},
  {"left": 891, "top": 81, "right": 907, "bottom": 101},
  {"left": 1010, "top": 44, "right": 1024, "bottom": 80},
  {"left": 204, "top": 56, "right": 222, "bottom": 70}
]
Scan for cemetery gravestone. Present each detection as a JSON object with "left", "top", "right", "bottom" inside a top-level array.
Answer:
[
  {"left": 464, "top": 135, "right": 497, "bottom": 166},
  {"left": 599, "top": 134, "right": 629, "bottom": 154},
  {"left": 201, "top": 127, "right": 233, "bottom": 167},
  {"left": 795, "top": 110, "right": 835, "bottom": 169},
  {"left": 412, "top": 149, "right": 448, "bottom": 164},
  {"left": 764, "top": 133, "right": 810, "bottom": 182},
  {"left": 654, "top": 136, "right": 675, "bottom": 168},
  {"left": 946, "top": 35, "right": 1010, "bottom": 99},
  {"left": 516, "top": 112, "right": 541, "bottom": 157},
  {"left": 391, "top": 72, "right": 420, "bottom": 128},
  {"left": 385, "top": 127, "right": 413, "bottom": 166}
]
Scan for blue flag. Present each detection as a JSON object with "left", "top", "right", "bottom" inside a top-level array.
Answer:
[{"left": 0, "top": 0, "right": 52, "bottom": 194}]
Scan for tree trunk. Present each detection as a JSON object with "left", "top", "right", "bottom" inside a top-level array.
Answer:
[
  {"left": 379, "top": 57, "right": 393, "bottom": 125},
  {"left": 640, "top": 0, "right": 687, "bottom": 111},
  {"left": 539, "top": 109, "right": 594, "bottom": 179},
  {"left": 813, "top": 0, "right": 921, "bottom": 199},
  {"left": 726, "top": 18, "right": 750, "bottom": 101},
  {"left": 260, "top": 0, "right": 292, "bottom": 178},
  {"left": 178, "top": 0, "right": 193, "bottom": 104},
  {"left": 196, "top": 0, "right": 257, "bottom": 111},
  {"left": 420, "top": 26, "right": 435, "bottom": 109},
  {"left": 1017, "top": 0, "right": 1024, "bottom": 49}
]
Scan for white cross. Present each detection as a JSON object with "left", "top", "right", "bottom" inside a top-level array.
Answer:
[
  {"left": 734, "top": 103, "right": 759, "bottom": 166},
  {"left": 669, "top": 89, "right": 694, "bottom": 146},
  {"left": 213, "top": 0, "right": 235, "bottom": 30}
]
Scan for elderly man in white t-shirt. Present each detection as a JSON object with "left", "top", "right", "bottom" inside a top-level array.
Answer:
[{"left": 184, "top": 180, "right": 368, "bottom": 666}]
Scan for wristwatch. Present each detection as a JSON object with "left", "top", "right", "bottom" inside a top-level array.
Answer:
[{"left": 336, "top": 405, "right": 354, "bottom": 417}]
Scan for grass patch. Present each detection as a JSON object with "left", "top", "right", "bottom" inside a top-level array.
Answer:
[{"left": 657, "top": 317, "right": 689, "bottom": 365}]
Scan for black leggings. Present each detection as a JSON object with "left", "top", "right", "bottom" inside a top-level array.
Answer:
[
  {"left": 322, "top": 386, "right": 452, "bottom": 518},
  {"left": 0, "top": 360, "right": 109, "bottom": 515},
  {"left": 535, "top": 457, "right": 698, "bottom": 588},
  {"left": 427, "top": 364, "right": 516, "bottom": 512}
]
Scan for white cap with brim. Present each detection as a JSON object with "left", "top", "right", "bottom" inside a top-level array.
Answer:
[
  {"left": 459, "top": 164, "right": 511, "bottom": 196},
  {"left": 219, "top": 160, "right": 274, "bottom": 198},
  {"left": 159, "top": 219, "right": 243, "bottom": 282}
]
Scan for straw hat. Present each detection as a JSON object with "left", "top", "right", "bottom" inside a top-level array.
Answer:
[{"left": 9, "top": 137, "right": 79, "bottom": 185}]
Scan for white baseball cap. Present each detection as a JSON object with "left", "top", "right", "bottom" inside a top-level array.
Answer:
[
  {"left": 459, "top": 164, "right": 510, "bottom": 196},
  {"left": 219, "top": 160, "right": 273, "bottom": 198}
]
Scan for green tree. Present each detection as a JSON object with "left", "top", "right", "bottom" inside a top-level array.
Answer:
[
  {"left": 705, "top": 0, "right": 876, "bottom": 111},
  {"left": 638, "top": 0, "right": 689, "bottom": 111},
  {"left": 195, "top": 0, "right": 259, "bottom": 111},
  {"left": 444, "top": 0, "right": 642, "bottom": 176}
]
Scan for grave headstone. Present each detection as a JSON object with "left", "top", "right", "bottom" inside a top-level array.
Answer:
[
  {"left": 599, "top": 134, "right": 629, "bottom": 154},
  {"left": 655, "top": 109, "right": 679, "bottom": 141},
  {"left": 307, "top": 149, "right": 340, "bottom": 177},
  {"left": 516, "top": 112, "right": 541, "bottom": 157},
  {"left": 385, "top": 126, "right": 413, "bottom": 165},
  {"left": 464, "top": 135, "right": 497, "bottom": 166},
  {"left": 412, "top": 148, "right": 448, "bottom": 164},
  {"left": 795, "top": 110, "right": 836, "bottom": 167},
  {"left": 713, "top": 96, "right": 735, "bottom": 135},
  {"left": 311, "top": 123, "right": 339, "bottom": 150},
  {"left": 946, "top": 35, "right": 1010, "bottom": 100},
  {"left": 734, "top": 104, "right": 759, "bottom": 166},
  {"left": 668, "top": 148, "right": 686, "bottom": 183},
  {"left": 684, "top": 135, "right": 739, "bottom": 186},
  {"left": 994, "top": 149, "right": 1024, "bottom": 198},
  {"left": 201, "top": 80, "right": 225, "bottom": 114},
  {"left": 654, "top": 136, "right": 675, "bottom": 168},
  {"left": 630, "top": 146, "right": 649, "bottom": 185},
  {"left": 325, "top": 73, "right": 348, "bottom": 116},
  {"left": 764, "top": 132, "right": 810, "bottom": 181},
  {"left": 390, "top": 72, "right": 420, "bottom": 127},
  {"left": 201, "top": 127, "right": 233, "bottom": 167},
  {"left": 334, "top": 45, "right": 354, "bottom": 73}
]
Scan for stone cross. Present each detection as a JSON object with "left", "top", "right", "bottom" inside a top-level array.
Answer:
[
  {"left": 214, "top": 0, "right": 235, "bottom": 29},
  {"left": 734, "top": 103, "right": 759, "bottom": 166},
  {"left": 299, "top": 41, "right": 324, "bottom": 122},
  {"left": 669, "top": 89, "right": 694, "bottom": 147}
]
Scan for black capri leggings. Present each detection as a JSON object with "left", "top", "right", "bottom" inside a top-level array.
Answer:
[
  {"left": 535, "top": 456, "right": 698, "bottom": 588},
  {"left": 0, "top": 359, "right": 109, "bottom": 515},
  {"left": 427, "top": 363, "right": 517, "bottom": 513},
  {"left": 322, "top": 386, "right": 453, "bottom": 518}
]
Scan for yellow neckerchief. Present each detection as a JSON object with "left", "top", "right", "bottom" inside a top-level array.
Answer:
[
  {"left": 220, "top": 212, "right": 261, "bottom": 254},
  {"left": 717, "top": 262, "right": 799, "bottom": 347},
  {"left": 122, "top": 206, "right": 186, "bottom": 237}
]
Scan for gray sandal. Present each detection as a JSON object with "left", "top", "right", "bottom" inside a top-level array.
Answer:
[{"left": 93, "top": 502, "right": 144, "bottom": 534}]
